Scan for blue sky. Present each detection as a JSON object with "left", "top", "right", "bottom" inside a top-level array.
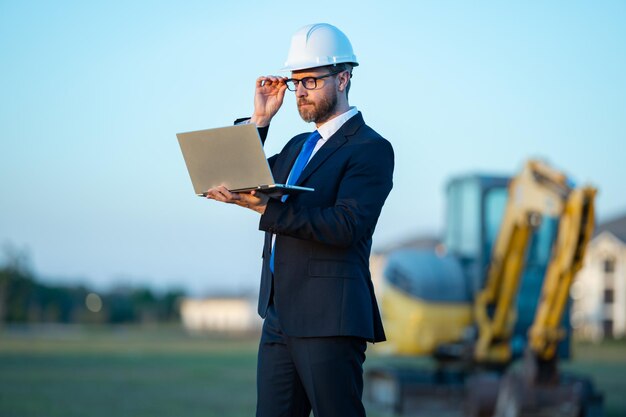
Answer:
[{"left": 1, "top": 1, "right": 625, "bottom": 295}]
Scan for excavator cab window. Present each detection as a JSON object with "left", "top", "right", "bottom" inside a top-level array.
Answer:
[
  {"left": 483, "top": 187, "right": 508, "bottom": 272},
  {"left": 445, "top": 179, "right": 481, "bottom": 259},
  {"left": 445, "top": 176, "right": 510, "bottom": 297}
]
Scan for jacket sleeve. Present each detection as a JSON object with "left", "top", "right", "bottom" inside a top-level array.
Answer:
[
  {"left": 258, "top": 138, "right": 394, "bottom": 248},
  {"left": 234, "top": 117, "right": 269, "bottom": 144}
]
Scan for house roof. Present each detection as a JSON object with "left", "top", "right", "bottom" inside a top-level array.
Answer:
[{"left": 595, "top": 212, "right": 626, "bottom": 243}]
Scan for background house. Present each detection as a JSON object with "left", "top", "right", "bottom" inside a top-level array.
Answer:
[
  {"left": 572, "top": 214, "right": 626, "bottom": 341},
  {"left": 180, "top": 295, "right": 261, "bottom": 333}
]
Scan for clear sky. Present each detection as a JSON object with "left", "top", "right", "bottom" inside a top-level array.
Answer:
[{"left": 1, "top": 1, "right": 625, "bottom": 295}]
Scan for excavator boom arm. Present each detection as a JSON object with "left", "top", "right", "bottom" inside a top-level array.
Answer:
[{"left": 528, "top": 187, "right": 596, "bottom": 360}]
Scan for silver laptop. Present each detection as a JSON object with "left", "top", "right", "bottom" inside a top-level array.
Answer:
[{"left": 176, "top": 124, "right": 315, "bottom": 197}]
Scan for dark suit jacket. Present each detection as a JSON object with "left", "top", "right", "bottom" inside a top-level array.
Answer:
[{"left": 255, "top": 112, "right": 393, "bottom": 343}]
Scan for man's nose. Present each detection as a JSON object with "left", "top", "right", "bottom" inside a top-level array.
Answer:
[{"left": 296, "top": 82, "right": 308, "bottom": 97}]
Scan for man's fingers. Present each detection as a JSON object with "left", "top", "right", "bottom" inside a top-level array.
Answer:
[
  {"left": 257, "top": 75, "right": 286, "bottom": 89},
  {"left": 206, "top": 187, "right": 266, "bottom": 214},
  {"left": 205, "top": 186, "right": 241, "bottom": 203},
  {"left": 205, "top": 188, "right": 218, "bottom": 200},
  {"left": 263, "top": 75, "right": 279, "bottom": 84}
]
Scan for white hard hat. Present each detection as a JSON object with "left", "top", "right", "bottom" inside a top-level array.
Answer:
[{"left": 281, "top": 23, "right": 359, "bottom": 72}]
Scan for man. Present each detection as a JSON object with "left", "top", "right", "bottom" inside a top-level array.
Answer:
[{"left": 205, "top": 23, "right": 394, "bottom": 417}]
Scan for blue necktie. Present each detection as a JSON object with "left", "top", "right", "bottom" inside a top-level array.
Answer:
[{"left": 270, "top": 130, "right": 321, "bottom": 273}]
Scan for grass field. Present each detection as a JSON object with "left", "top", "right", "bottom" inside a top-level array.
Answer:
[{"left": 0, "top": 325, "right": 624, "bottom": 417}]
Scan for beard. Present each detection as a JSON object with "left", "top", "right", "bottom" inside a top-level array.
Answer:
[{"left": 297, "top": 89, "right": 338, "bottom": 124}]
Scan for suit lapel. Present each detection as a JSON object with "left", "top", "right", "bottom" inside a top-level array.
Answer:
[
  {"left": 296, "top": 112, "right": 364, "bottom": 186},
  {"left": 296, "top": 134, "right": 347, "bottom": 186}
]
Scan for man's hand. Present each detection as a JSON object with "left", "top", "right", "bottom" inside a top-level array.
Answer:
[
  {"left": 205, "top": 185, "right": 268, "bottom": 214},
  {"left": 250, "top": 76, "right": 287, "bottom": 127}
]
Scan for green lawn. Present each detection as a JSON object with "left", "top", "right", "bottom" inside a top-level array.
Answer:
[
  {"left": 0, "top": 325, "right": 624, "bottom": 417},
  {"left": 0, "top": 325, "right": 259, "bottom": 417},
  {"left": 562, "top": 340, "right": 626, "bottom": 417}
]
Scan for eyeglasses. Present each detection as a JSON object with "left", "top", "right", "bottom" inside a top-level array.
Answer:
[{"left": 284, "top": 70, "right": 346, "bottom": 91}]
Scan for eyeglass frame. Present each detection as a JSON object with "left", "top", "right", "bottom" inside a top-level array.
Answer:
[{"left": 284, "top": 69, "right": 351, "bottom": 91}]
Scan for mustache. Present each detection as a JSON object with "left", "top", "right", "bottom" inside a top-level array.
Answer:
[{"left": 297, "top": 99, "right": 314, "bottom": 106}]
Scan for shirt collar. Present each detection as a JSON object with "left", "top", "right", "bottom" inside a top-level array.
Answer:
[{"left": 316, "top": 106, "right": 358, "bottom": 141}]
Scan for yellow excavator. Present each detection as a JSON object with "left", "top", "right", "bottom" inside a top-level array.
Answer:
[{"left": 366, "top": 160, "right": 603, "bottom": 416}]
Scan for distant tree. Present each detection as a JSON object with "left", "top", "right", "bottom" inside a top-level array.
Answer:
[
  {"left": 0, "top": 244, "right": 34, "bottom": 323},
  {"left": 0, "top": 244, "right": 187, "bottom": 325},
  {"left": 161, "top": 289, "right": 186, "bottom": 321},
  {"left": 131, "top": 287, "right": 158, "bottom": 323},
  {"left": 104, "top": 289, "right": 137, "bottom": 323}
]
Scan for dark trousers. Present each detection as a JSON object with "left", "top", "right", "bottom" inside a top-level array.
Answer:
[{"left": 256, "top": 304, "right": 367, "bottom": 417}]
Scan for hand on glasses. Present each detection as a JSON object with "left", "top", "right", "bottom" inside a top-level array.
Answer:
[{"left": 251, "top": 76, "right": 288, "bottom": 127}]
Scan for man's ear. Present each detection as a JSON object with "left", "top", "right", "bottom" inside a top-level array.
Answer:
[{"left": 338, "top": 71, "right": 350, "bottom": 91}]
